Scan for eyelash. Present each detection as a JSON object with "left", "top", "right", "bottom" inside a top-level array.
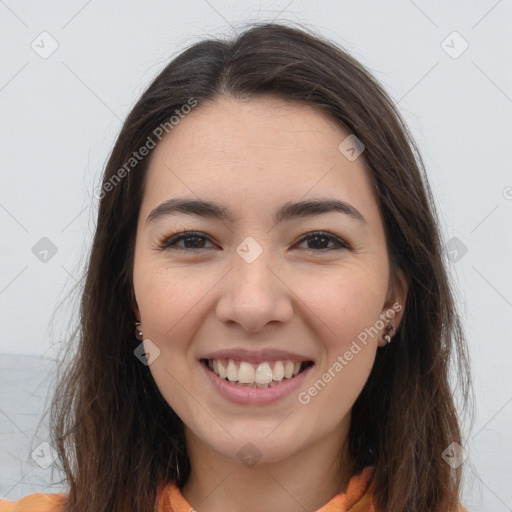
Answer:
[{"left": 156, "top": 230, "right": 350, "bottom": 253}]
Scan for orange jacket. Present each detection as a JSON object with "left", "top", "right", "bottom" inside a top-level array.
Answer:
[{"left": 0, "top": 466, "right": 469, "bottom": 511}]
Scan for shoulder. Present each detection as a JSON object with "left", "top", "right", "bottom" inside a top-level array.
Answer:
[{"left": 0, "top": 492, "right": 67, "bottom": 512}]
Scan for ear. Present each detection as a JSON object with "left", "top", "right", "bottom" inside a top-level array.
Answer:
[{"left": 377, "top": 268, "right": 408, "bottom": 347}]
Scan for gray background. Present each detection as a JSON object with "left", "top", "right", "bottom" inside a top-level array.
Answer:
[{"left": 1, "top": 1, "right": 511, "bottom": 510}]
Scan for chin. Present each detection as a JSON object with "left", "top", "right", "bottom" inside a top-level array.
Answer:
[{"left": 190, "top": 418, "right": 313, "bottom": 466}]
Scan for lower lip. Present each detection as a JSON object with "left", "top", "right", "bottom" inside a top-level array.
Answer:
[{"left": 200, "top": 361, "right": 314, "bottom": 405}]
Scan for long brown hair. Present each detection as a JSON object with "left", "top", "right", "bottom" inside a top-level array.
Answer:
[{"left": 48, "top": 21, "right": 473, "bottom": 512}]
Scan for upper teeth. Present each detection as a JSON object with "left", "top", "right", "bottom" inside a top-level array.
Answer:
[{"left": 208, "top": 359, "right": 303, "bottom": 384}]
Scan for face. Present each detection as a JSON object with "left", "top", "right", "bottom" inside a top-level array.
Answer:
[{"left": 132, "top": 95, "right": 406, "bottom": 465}]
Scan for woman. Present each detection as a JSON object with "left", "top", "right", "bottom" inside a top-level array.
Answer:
[{"left": 0, "top": 22, "right": 472, "bottom": 512}]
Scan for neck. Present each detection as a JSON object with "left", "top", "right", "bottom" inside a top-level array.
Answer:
[{"left": 180, "top": 421, "right": 353, "bottom": 512}]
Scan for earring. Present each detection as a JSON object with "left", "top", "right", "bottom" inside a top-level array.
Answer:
[
  {"left": 134, "top": 321, "right": 143, "bottom": 341},
  {"left": 382, "top": 325, "right": 396, "bottom": 344}
]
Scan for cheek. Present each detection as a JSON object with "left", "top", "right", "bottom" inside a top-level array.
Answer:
[
  {"left": 134, "top": 266, "right": 218, "bottom": 405},
  {"left": 296, "top": 261, "right": 388, "bottom": 348},
  {"left": 298, "top": 344, "right": 376, "bottom": 420},
  {"left": 135, "top": 268, "right": 203, "bottom": 413},
  {"left": 294, "top": 269, "right": 384, "bottom": 413},
  {"left": 135, "top": 266, "right": 208, "bottom": 341}
]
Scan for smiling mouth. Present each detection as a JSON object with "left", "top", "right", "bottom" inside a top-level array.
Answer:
[{"left": 200, "top": 358, "right": 314, "bottom": 389}]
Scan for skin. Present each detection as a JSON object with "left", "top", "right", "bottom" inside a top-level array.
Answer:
[{"left": 132, "top": 95, "right": 407, "bottom": 512}]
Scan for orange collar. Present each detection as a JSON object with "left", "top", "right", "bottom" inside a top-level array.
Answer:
[{"left": 156, "top": 466, "right": 375, "bottom": 512}]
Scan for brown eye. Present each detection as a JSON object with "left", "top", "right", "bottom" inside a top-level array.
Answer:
[
  {"left": 158, "top": 231, "right": 216, "bottom": 251},
  {"left": 295, "top": 231, "right": 350, "bottom": 251}
]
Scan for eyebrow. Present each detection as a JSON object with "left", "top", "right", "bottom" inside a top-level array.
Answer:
[{"left": 146, "top": 198, "right": 367, "bottom": 226}]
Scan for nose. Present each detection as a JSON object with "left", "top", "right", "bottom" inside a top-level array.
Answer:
[{"left": 215, "top": 241, "right": 294, "bottom": 333}]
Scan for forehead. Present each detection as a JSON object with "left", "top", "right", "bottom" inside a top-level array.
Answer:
[
  {"left": 150, "top": 95, "right": 352, "bottom": 165},
  {"left": 141, "top": 95, "right": 380, "bottom": 224}
]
